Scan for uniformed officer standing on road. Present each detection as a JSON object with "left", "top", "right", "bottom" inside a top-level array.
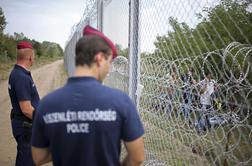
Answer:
[
  {"left": 31, "top": 26, "right": 145, "bottom": 166},
  {"left": 8, "top": 41, "right": 40, "bottom": 166}
]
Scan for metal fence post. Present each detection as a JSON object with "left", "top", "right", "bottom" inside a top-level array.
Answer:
[
  {"left": 97, "top": 0, "right": 103, "bottom": 31},
  {"left": 128, "top": 0, "right": 140, "bottom": 106}
]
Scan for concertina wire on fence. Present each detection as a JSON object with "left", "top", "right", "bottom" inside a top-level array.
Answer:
[{"left": 64, "top": 0, "right": 252, "bottom": 165}]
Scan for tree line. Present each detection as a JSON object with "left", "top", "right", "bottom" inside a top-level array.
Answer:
[
  {"left": 141, "top": 0, "right": 252, "bottom": 123},
  {"left": 142, "top": 0, "right": 252, "bottom": 84},
  {"left": 153, "top": 0, "right": 252, "bottom": 59},
  {"left": 0, "top": 6, "right": 63, "bottom": 62}
]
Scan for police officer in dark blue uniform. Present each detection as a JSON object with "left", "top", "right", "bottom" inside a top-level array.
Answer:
[
  {"left": 8, "top": 41, "right": 40, "bottom": 166},
  {"left": 31, "top": 26, "right": 145, "bottom": 166}
]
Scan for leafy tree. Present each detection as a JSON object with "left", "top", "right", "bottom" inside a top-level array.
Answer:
[
  {"left": 0, "top": 7, "right": 6, "bottom": 33},
  {"left": 40, "top": 41, "right": 63, "bottom": 57},
  {"left": 0, "top": 6, "right": 7, "bottom": 59},
  {"left": 13, "top": 32, "right": 30, "bottom": 41},
  {"left": 0, "top": 6, "right": 63, "bottom": 60},
  {"left": 115, "top": 44, "right": 129, "bottom": 58},
  {"left": 196, "top": 0, "right": 252, "bottom": 48},
  {"left": 56, "top": 44, "right": 63, "bottom": 56},
  {"left": 153, "top": 0, "right": 252, "bottom": 60},
  {"left": 31, "top": 40, "right": 42, "bottom": 57},
  {"left": 2, "top": 34, "right": 16, "bottom": 59},
  {"left": 150, "top": 0, "right": 252, "bottom": 125}
]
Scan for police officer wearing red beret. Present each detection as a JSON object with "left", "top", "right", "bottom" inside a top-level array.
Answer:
[
  {"left": 8, "top": 41, "right": 40, "bottom": 166},
  {"left": 31, "top": 26, "right": 145, "bottom": 166}
]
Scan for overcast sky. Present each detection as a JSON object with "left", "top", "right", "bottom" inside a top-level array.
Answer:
[
  {"left": 0, "top": 0, "right": 219, "bottom": 52},
  {"left": 0, "top": 0, "right": 85, "bottom": 48},
  {"left": 101, "top": 0, "right": 218, "bottom": 52}
]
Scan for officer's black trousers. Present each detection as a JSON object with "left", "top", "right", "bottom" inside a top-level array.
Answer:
[{"left": 11, "top": 119, "right": 35, "bottom": 166}]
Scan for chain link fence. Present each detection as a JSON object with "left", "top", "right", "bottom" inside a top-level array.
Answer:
[
  {"left": 64, "top": 0, "right": 98, "bottom": 76},
  {"left": 102, "top": 0, "right": 130, "bottom": 94},
  {"left": 64, "top": 0, "right": 252, "bottom": 165}
]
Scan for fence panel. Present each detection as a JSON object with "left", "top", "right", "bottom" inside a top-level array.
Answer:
[
  {"left": 64, "top": 0, "right": 98, "bottom": 76},
  {"left": 64, "top": 0, "right": 252, "bottom": 165},
  {"left": 138, "top": 0, "right": 252, "bottom": 165},
  {"left": 102, "top": 0, "right": 130, "bottom": 94}
]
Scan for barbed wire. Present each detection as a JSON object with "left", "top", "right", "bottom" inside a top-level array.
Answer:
[{"left": 64, "top": 0, "right": 252, "bottom": 165}]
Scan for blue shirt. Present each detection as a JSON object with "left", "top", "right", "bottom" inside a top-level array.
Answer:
[
  {"left": 32, "top": 77, "right": 144, "bottom": 166},
  {"left": 8, "top": 64, "right": 40, "bottom": 116}
]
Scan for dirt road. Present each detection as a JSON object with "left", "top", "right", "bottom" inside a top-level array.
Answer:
[{"left": 0, "top": 60, "right": 67, "bottom": 165}]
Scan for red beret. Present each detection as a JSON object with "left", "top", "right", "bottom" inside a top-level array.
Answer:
[
  {"left": 17, "top": 41, "right": 33, "bottom": 50},
  {"left": 83, "top": 25, "right": 117, "bottom": 59}
]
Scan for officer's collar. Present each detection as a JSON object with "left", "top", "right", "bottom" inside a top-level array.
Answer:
[
  {"left": 14, "top": 64, "right": 31, "bottom": 75},
  {"left": 67, "top": 76, "right": 99, "bottom": 84}
]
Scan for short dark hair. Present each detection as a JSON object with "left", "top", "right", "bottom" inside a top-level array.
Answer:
[
  {"left": 75, "top": 35, "right": 112, "bottom": 66},
  {"left": 189, "top": 67, "right": 195, "bottom": 73}
]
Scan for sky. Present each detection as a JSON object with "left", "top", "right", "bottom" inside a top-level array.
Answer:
[
  {"left": 101, "top": 0, "right": 218, "bottom": 52},
  {"left": 0, "top": 0, "right": 218, "bottom": 52},
  {"left": 0, "top": 0, "right": 85, "bottom": 48}
]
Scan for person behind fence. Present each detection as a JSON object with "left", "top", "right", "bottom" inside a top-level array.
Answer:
[
  {"left": 165, "top": 66, "right": 180, "bottom": 115},
  {"left": 181, "top": 68, "right": 197, "bottom": 119},
  {"left": 31, "top": 25, "right": 145, "bottom": 166},
  {"left": 197, "top": 70, "right": 217, "bottom": 130},
  {"left": 199, "top": 70, "right": 217, "bottom": 112},
  {"left": 155, "top": 81, "right": 167, "bottom": 112},
  {"left": 8, "top": 41, "right": 40, "bottom": 166}
]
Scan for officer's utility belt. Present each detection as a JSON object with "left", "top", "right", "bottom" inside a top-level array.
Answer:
[{"left": 11, "top": 109, "right": 32, "bottom": 128}]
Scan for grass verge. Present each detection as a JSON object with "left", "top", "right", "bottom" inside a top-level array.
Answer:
[{"left": 0, "top": 56, "right": 63, "bottom": 80}]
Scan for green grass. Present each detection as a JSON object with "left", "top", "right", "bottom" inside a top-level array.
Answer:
[
  {"left": 141, "top": 110, "right": 210, "bottom": 166},
  {"left": 0, "top": 56, "right": 63, "bottom": 80},
  {"left": 140, "top": 108, "right": 252, "bottom": 166},
  {"left": 0, "top": 58, "right": 15, "bottom": 80}
]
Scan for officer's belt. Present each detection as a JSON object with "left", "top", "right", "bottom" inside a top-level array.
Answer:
[{"left": 11, "top": 109, "right": 32, "bottom": 123}]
